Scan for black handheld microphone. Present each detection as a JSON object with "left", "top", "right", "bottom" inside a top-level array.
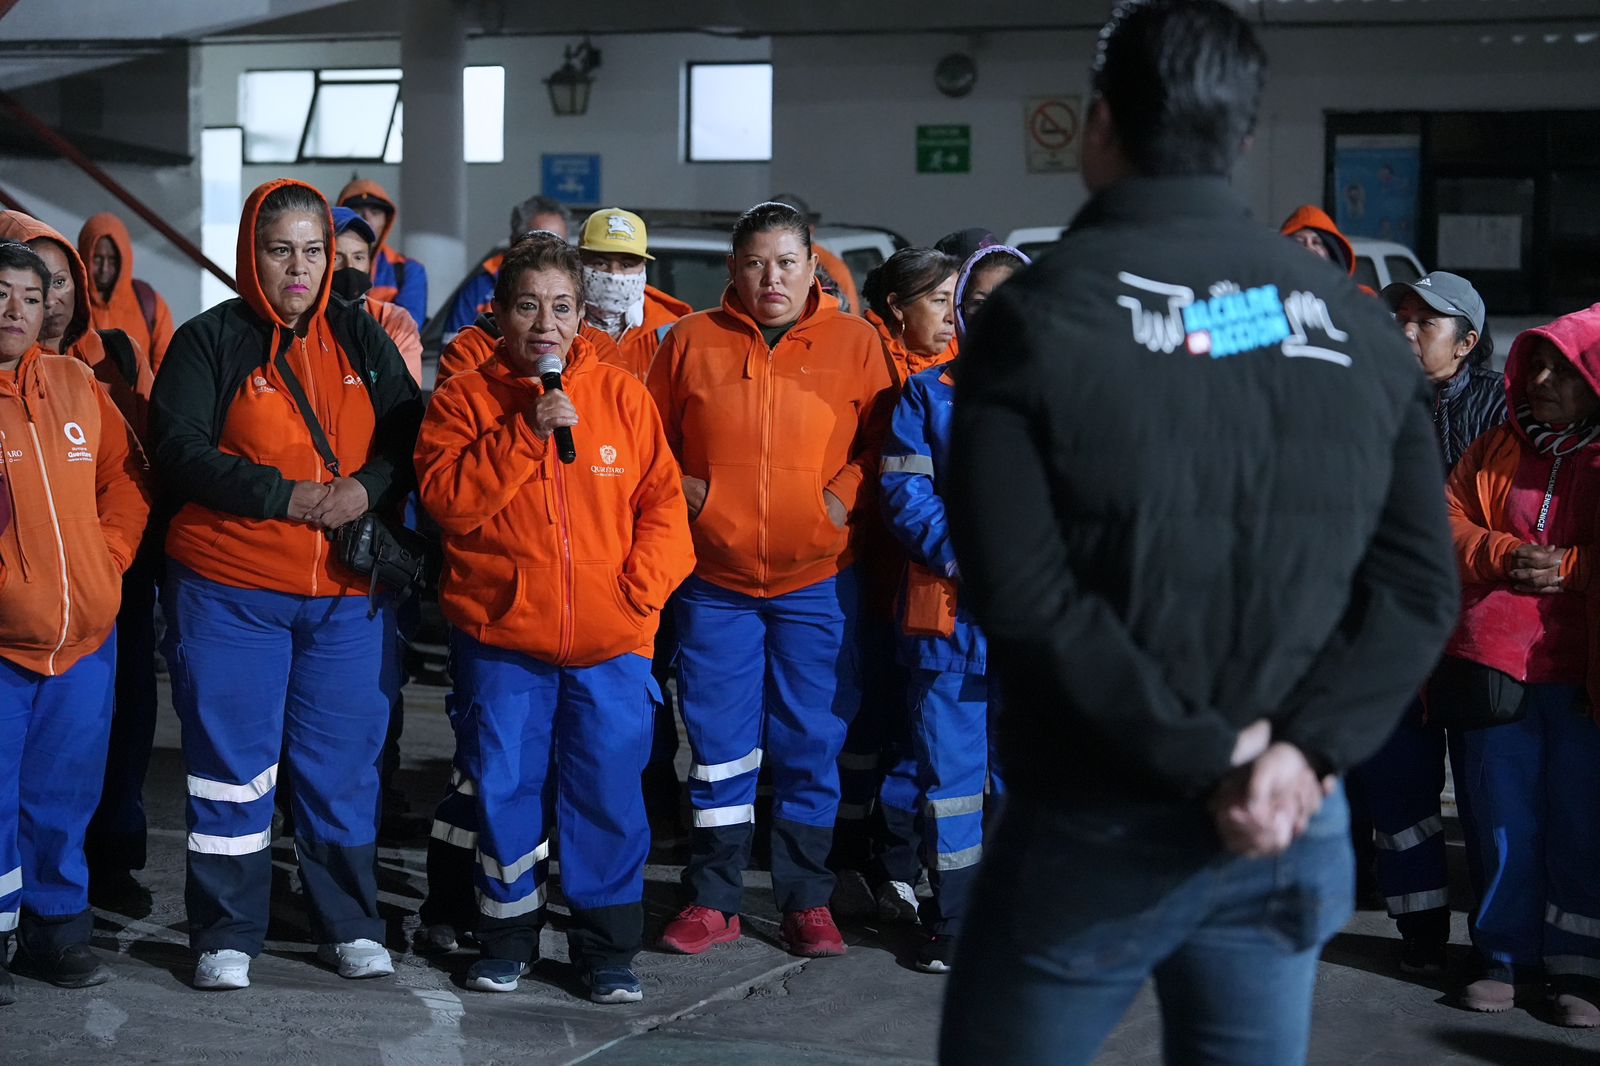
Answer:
[{"left": 536, "top": 354, "right": 577, "bottom": 464}]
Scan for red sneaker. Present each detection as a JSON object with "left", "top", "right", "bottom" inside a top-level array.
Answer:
[
  {"left": 780, "top": 906, "right": 847, "bottom": 958},
  {"left": 658, "top": 905, "right": 741, "bottom": 955}
]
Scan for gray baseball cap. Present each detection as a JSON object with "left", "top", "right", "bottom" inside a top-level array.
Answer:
[{"left": 1382, "top": 271, "right": 1486, "bottom": 334}]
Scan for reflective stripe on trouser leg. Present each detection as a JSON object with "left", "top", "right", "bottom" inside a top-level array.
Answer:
[
  {"left": 163, "top": 565, "right": 296, "bottom": 955},
  {"left": 1348, "top": 702, "right": 1450, "bottom": 920},
  {"left": 280, "top": 592, "right": 389, "bottom": 946},
  {"left": 765, "top": 571, "right": 861, "bottom": 912},
  {"left": 909, "top": 669, "right": 991, "bottom": 935},
  {"left": 419, "top": 724, "right": 482, "bottom": 930},
  {"left": 2, "top": 634, "right": 116, "bottom": 934},
  {"left": 556, "top": 653, "right": 655, "bottom": 970},
  {"left": 675, "top": 576, "right": 769, "bottom": 914},
  {"left": 1541, "top": 688, "right": 1600, "bottom": 980},
  {"left": 449, "top": 630, "right": 559, "bottom": 962},
  {"left": 0, "top": 657, "right": 24, "bottom": 937}
]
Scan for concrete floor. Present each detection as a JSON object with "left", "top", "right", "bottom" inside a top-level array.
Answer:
[{"left": 3, "top": 681, "right": 1598, "bottom": 1065}]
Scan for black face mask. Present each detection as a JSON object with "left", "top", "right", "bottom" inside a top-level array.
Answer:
[{"left": 330, "top": 266, "right": 372, "bottom": 301}]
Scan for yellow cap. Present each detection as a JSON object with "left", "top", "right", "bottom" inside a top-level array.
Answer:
[{"left": 578, "top": 208, "right": 653, "bottom": 261}]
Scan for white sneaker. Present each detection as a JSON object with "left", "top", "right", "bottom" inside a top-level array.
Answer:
[
  {"left": 876, "top": 880, "right": 921, "bottom": 924},
  {"left": 194, "top": 949, "right": 251, "bottom": 990},
  {"left": 317, "top": 938, "right": 394, "bottom": 979}
]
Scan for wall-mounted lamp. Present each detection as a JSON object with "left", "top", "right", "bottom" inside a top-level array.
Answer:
[{"left": 545, "top": 39, "right": 601, "bottom": 117}]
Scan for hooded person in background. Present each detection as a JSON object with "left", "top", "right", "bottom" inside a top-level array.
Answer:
[
  {"left": 77, "top": 212, "right": 176, "bottom": 375},
  {"left": 1280, "top": 204, "right": 1374, "bottom": 295},
  {"left": 337, "top": 179, "right": 429, "bottom": 328},
  {"left": 0, "top": 212, "right": 153, "bottom": 437},
  {"left": 442, "top": 195, "right": 572, "bottom": 338},
  {"left": 331, "top": 207, "right": 423, "bottom": 386},
  {"left": 933, "top": 228, "right": 998, "bottom": 264}
]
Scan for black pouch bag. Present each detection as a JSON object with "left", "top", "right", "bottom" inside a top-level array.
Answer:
[
  {"left": 1425, "top": 655, "right": 1527, "bottom": 729},
  {"left": 273, "top": 347, "right": 425, "bottom": 606}
]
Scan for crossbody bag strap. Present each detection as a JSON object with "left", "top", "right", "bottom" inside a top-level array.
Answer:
[{"left": 272, "top": 343, "right": 342, "bottom": 478}]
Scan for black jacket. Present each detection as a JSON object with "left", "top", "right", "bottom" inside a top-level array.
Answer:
[
  {"left": 1435, "top": 362, "right": 1507, "bottom": 473},
  {"left": 150, "top": 294, "right": 423, "bottom": 519},
  {"left": 949, "top": 177, "right": 1459, "bottom": 808}
]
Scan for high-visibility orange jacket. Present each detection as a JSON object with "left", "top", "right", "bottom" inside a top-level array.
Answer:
[
  {"left": 436, "top": 316, "right": 621, "bottom": 386},
  {"left": 865, "top": 307, "right": 956, "bottom": 388},
  {"left": 647, "top": 280, "right": 895, "bottom": 598},
  {"left": 0, "top": 344, "right": 149, "bottom": 676},
  {"left": 152, "top": 179, "right": 422, "bottom": 597},
  {"left": 416, "top": 333, "right": 694, "bottom": 667},
  {"left": 364, "top": 294, "right": 423, "bottom": 386},
  {"left": 76, "top": 211, "right": 176, "bottom": 373},
  {"left": 0, "top": 211, "right": 154, "bottom": 438}
]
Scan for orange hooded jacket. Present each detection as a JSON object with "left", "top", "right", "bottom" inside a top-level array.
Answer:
[
  {"left": 437, "top": 317, "right": 622, "bottom": 387},
  {"left": 1444, "top": 304, "right": 1600, "bottom": 712},
  {"left": 647, "top": 280, "right": 895, "bottom": 599},
  {"left": 417, "top": 333, "right": 695, "bottom": 667},
  {"left": 159, "top": 179, "right": 417, "bottom": 598},
  {"left": 1278, "top": 205, "right": 1373, "bottom": 295},
  {"left": 336, "top": 179, "right": 421, "bottom": 317},
  {"left": 0, "top": 343, "right": 149, "bottom": 676},
  {"left": 0, "top": 212, "right": 154, "bottom": 438},
  {"left": 597, "top": 285, "right": 692, "bottom": 382},
  {"left": 76, "top": 212, "right": 176, "bottom": 374},
  {"left": 365, "top": 295, "right": 423, "bottom": 385},
  {"left": 864, "top": 307, "right": 956, "bottom": 388}
]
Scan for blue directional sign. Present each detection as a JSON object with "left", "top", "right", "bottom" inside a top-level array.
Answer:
[{"left": 540, "top": 153, "right": 601, "bottom": 206}]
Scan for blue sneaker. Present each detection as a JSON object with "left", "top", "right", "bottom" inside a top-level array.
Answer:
[
  {"left": 466, "top": 958, "right": 527, "bottom": 993},
  {"left": 583, "top": 965, "right": 643, "bottom": 1004}
]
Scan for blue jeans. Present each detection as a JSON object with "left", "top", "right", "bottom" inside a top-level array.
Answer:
[{"left": 941, "top": 787, "right": 1353, "bottom": 1066}]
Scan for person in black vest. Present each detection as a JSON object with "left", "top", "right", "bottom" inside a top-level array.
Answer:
[{"left": 938, "top": 3, "right": 1459, "bottom": 1063}]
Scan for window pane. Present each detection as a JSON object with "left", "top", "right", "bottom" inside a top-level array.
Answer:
[
  {"left": 238, "top": 70, "right": 314, "bottom": 163},
  {"left": 647, "top": 250, "right": 730, "bottom": 310},
  {"left": 687, "top": 63, "right": 772, "bottom": 162},
  {"left": 303, "top": 82, "right": 399, "bottom": 159},
  {"left": 1385, "top": 255, "right": 1420, "bottom": 285},
  {"left": 384, "top": 101, "right": 403, "bottom": 163},
  {"left": 201, "top": 126, "right": 243, "bottom": 311},
  {"left": 464, "top": 65, "right": 504, "bottom": 164},
  {"left": 320, "top": 67, "right": 402, "bottom": 82}
]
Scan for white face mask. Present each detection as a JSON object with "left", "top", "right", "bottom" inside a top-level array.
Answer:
[{"left": 583, "top": 266, "right": 647, "bottom": 318}]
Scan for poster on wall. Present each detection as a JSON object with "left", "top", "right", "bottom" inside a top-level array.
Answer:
[
  {"left": 1332, "top": 135, "right": 1420, "bottom": 246},
  {"left": 1437, "top": 214, "right": 1523, "bottom": 271}
]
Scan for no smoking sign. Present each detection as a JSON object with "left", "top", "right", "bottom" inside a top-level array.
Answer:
[{"left": 1025, "top": 96, "right": 1083, "bottom": 173}]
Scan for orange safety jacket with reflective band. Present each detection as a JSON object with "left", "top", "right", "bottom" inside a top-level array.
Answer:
[
  {"left": 0, "top": 345, "right": 149, "bottom": 676},
  {"left": 647, "top": 280, "right": 895, "bottom": 599},
  {"left": 416, "top": 333, "right": 695, "bottom": 667}
]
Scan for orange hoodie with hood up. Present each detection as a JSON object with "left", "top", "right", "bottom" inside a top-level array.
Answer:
[
  {"left": 1279, "top": 205, "right": 1371, "bottom": 294},
  {"left": 76, "top": 211, "right": 177, "bottom": 374},
  {"left": 417, "top": 333, "right": 695, "bottom": 667},
  {"left": 0, "top": 341, "right": 149, "bottom": 677},
  {"left": 158, "top": 178, "right": 416, "bottom": 598},
  {"left": 337, "top": 178, "right": 425, "bottom": 324},
  {"left": 647, "top": 279, "right": 895, "bottom": 599},
  {"left": 0, "top": 211, "right": 154, "bottom": 438}
]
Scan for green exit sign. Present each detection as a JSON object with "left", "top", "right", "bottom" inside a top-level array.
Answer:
[{"left": 917, "top": 124, "right": 971, "bottom": 174}]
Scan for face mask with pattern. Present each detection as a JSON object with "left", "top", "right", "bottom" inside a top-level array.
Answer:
[{"left": 583, "top": 266, "right": 647, "bottom": 336}]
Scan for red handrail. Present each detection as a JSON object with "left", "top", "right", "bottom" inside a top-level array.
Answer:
[{"left": 0, "top": 91, "right": 237, "bottom": 292}]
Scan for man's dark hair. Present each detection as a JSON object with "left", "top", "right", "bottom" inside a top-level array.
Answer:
[
  {"left": 0, "top": 240, "right": 50, "bottom": 291},
  {"left": 731, "top": 201, "right": 812, "bottom": 256},
  {"left": 1091, "top": 0, "right": 1267, "bottom": 177},
  {"left": 493, "top": 230, "right": 585, "bottom": 308},
  {"left": 863, "top": 248, "right": 958, "bottom": 323}
]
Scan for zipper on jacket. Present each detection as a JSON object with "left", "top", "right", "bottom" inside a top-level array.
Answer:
[
  {"left": 757, "top": 340, "right": 775, "bottom": 589},
  {"left": 553, "top": 453, "right": 575, "bottom": 662},
  {"left": 26, "top": 421, "right": 71, "bottom": 676}
]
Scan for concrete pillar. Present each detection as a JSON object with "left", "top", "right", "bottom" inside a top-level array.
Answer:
[{"left": 400, "top": 0, "right": 467, "bottom": 318}]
